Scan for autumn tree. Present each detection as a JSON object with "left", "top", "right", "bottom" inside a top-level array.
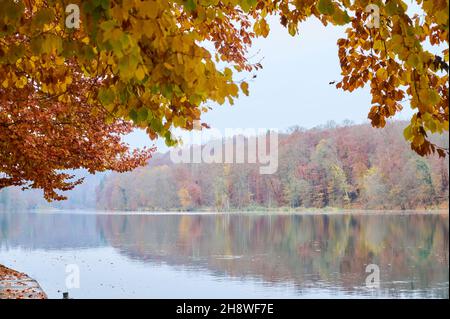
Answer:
[
  {"left": 213, "top": 164, "right": 231, "bottom": 210},
  {"left": 0, "top": 73, "right": 152, "bottom": 200},
  {"left": 394, "top": 157, "right": 435, "bottom": 208},
  {"left": 1, "top": 0, "right": 448, "bottom": 200},
  {"left": 361, "top": 166, "right": 389, "bottom": 208}
]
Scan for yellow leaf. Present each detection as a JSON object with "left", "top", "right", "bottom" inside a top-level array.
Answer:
[
  {"left": 376, "top": 68, "right": 388, "bottom": 81},
  {"left": 136, "top": 66, "right": 146, "bottom": 81},
  {"left": 163, "top": 62, "right": 174, "bottom": 70},
  {"left": 240, "top": 81, "right": 249, "bottom": 96}
]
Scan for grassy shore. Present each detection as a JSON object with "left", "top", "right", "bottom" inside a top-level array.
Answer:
[{"left": 28, "top": 207, "right": 448, "bottom": 216}]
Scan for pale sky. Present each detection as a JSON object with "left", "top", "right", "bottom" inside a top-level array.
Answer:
[{"left": 125, "top": 16, "right": 415, "bottom": 152}]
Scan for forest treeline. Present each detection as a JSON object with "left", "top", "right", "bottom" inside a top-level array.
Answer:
[{"left": 95, "top": 121, "right": 449, "bottom": 211}]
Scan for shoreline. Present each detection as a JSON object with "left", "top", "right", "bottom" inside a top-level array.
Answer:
[
  {"left": 7, "top": 208, "right": 449, "bottom": 216},
  {"left": 0, "top": 264, "right": 47, "bottom": 299}
]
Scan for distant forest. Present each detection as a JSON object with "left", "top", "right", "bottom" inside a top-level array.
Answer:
[{"left": 1, "top": 121, "right": 448, "bottom": 211}]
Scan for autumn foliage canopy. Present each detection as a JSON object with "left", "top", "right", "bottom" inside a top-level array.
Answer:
[{"left": 0, "top": 0, "right": 448, "bottom": 200}]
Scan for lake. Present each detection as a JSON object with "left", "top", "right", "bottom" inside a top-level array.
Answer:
[{"left": 0, "top": 210, "right": 448, "bottom": 299}]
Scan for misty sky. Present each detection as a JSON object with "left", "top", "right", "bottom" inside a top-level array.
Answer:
[{"left": 125, "top": 16, "right": 415, "bottom": 152}]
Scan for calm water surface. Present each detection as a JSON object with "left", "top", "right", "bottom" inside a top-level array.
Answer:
[{"left": 0, "top": 211, "right": 448, "bottom": 298}]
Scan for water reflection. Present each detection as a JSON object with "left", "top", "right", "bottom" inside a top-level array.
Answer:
[{"left": 0, "top": 211, "right": 448, "bottom": 298}]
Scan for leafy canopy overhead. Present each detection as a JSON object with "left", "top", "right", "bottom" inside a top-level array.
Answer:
[{"left": 0, "top": 0, "right": 448, "bottom": 199}]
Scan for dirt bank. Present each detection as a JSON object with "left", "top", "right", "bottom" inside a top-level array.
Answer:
[{"left": 0, "top": 264, "right": 47, "bottom": 299}]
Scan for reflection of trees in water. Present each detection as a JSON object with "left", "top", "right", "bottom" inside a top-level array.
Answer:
[
  {"left": 1, "top": 212, "right": 447, "bottom": 297},
  {"left": 97, "top": 213, "right": 449, "bottom": 297},
  {"left": 0, "top": 212, "right": 106, "bottom": 249}
]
